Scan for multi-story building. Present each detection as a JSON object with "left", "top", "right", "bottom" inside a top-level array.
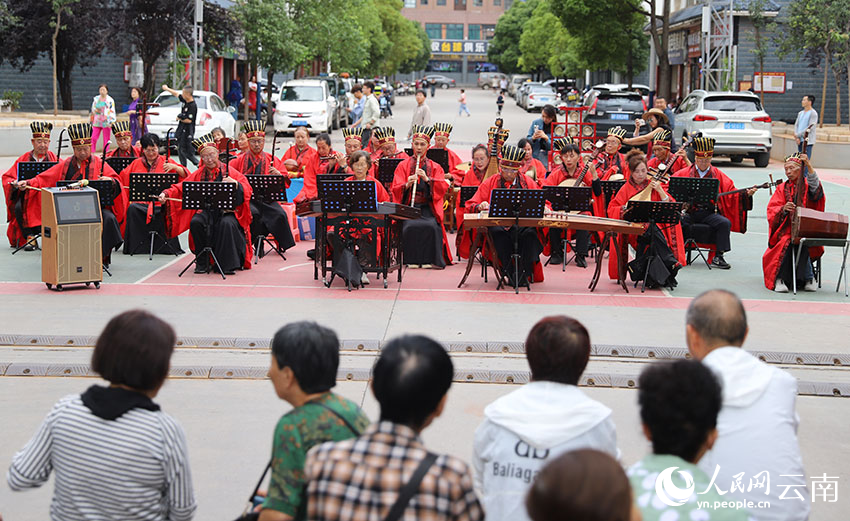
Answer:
[{"left": 401, "top": 0, "right": 510, "bottom": 84}]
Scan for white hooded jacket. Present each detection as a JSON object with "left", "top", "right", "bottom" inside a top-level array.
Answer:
[
  {"left": 699, "top": 347, "right": 811, "bottom": 521},
  {"left": 472, "top": 381, "right": 618, "bottom": 521}
]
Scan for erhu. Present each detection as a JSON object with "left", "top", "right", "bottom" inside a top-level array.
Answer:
[{"left": 55, "top": 128, "right": 67, "bottom": 159}]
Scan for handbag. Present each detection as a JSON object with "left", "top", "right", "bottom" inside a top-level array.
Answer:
[{"left": 232, "top": 401, "right": 363, "bottom": 521}]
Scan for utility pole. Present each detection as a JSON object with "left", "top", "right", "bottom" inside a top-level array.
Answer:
[{"left": 194, "top": 0, "right": 204, "bottom": 88}]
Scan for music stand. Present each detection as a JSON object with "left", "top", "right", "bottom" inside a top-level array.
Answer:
[
  {"left": 489, "top": 188, "right": 546, "bottom": 293},
  {"left": 542, "top": 186, "right": 593, "bottom": 213},
  {"left": 246, "top": 174, "right": 288, "bottom": 264},
  {"left": 377, "top": 157, "right": 404, "bottom": 193},
  {"left": 403, "top": 147, "right": 413, "bottom": 156},
  {"left": 318, "top": 180, "right": 378, "bottom": 214},
  {"left": 178, "top": 181, "right": 238, "bottom": 279},
  {"left": 128, "top": 173, "right": 181, "bottom": 259},
  {"left": 624, "top": 200, "right": 683, "bottom": 293},
  {"left": 427, "top": 148, "right": 450, "bottom": 175},
  {"left": 317, "top": 173, "right": 349, "bottom": 182},
  {"left": 105, "top": 156, "right": 134, "bottom": 174},
  {"left": 11, "top": 162, "right": 59, "bottom": 254},
  {"left": 667, "top": 177, "right": 719, "bottom": 213},
  {"left": 600, "top": 179, "right": 626, "bottom": 208},
  {"left": 459, "top": 186, "right": 478, "bottom": 209},
  {"left": 57, "top": 180, "right": 117, "bottom": 208}
]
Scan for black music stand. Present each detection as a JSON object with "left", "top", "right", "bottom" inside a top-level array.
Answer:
[
  {"left": 57, "top": 179, "right": 117, "bottom": 208},
  {"left": 318, "top": 180, "right": 379, "bottom": 290},
  {"left": 543, "top": 186, "right": 594, "bottom": 269},
  {"left": 317, "top": 173, "right": 349, "bottom": 183},
  {"left": 377, "top": 158, "right": 403, "bottom": 193},
  {"left": 427, "top": 148, "right": 450, "bottom": 175},
  {"left": 246, "top": 174, "right": 288, "bottom": 264},
  {"left": 600, "top": 180, "right": 626, "bottom": 208},
  {"left": 668, "top": 177, "right": 720, "bottom": 268},
  {"left": 178, "top": 181, "right": 238, "bottom": 279},
  {"left": 489, "top": 188, "right": 546, "bottom": 293},
  {"left": 105, "top": 156, "right": 134, "bottom": 174},
  {"left": 624, "top": 200, "right": 683, "bottom": 293},
  {"left": 457, "top": 185, "right": 487, "bottom": 276},
  {"left": 128, "top": 173, "right": 181, "bottom": 259},
  {"left": 11, "top": 162, "right": 58, "bottom": 254}
]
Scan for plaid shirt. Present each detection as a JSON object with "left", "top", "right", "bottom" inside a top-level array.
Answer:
[{"left": 305, "top": 421, "right": 484, "bottom": 521}]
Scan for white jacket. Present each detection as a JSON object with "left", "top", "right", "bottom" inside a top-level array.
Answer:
[
  {"left": 472, "top": 381, "right": 618, "bottom": 521},
  {"left": 700, "top": 347, "right": 811, "bottom": 521}
]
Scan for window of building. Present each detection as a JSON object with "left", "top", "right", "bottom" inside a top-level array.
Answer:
[
  {"left": 425, "top": 23, "right": 442, "bottom": 39},
  {"left": 473, "top": 0, "right": 482, "bottom": 6},
  {"left": 437, "top": 0, "right": 446, "bottom": 4},
  {"left": 403, "top": 0, "right": 415, "bottom": 6},
  {"left": 481, "top": 24, "right": 496, "bottom": 40},
  {"left": 446, "top": 23, "right": 463, "bottom": 39},
  {"left": 494, "top": 0, "right": 501, "bottom": 5},
  {"left": 454, "top": 0, "right": 466, "bottom": 10},
  {"left": 420, "top": 0, "right": 427, "bottom": 4},
  {"left": 468, "top": 24, "right": 481, "bottom": 40}
]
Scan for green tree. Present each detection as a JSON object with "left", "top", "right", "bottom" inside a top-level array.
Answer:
[
  {"left": 488, "top": 0, "right": 539, "bottom": 74},
  {"left": 399, "top": 21, "right": 431, "bottom": 74},
  {"left": 372, "top": 0, "right": 423, "bottom": 76}
]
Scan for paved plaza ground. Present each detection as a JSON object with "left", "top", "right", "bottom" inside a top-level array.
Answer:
[{"left": 1, "top": 88, "right": 848, "bottom": 519}]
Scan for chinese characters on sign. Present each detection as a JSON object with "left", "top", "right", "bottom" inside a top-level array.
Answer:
[{"left": 430, "top": 40, "right": 489, "bottom": 55}]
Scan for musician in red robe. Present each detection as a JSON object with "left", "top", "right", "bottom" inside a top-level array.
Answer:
[
  {"left": 121, "top": 133, "right": 188, "bottom": 255},
  {"left": 159, "top": 133, "right": 253, "bottom": 274},
  {"left": 456, "top": 144, "right": 489, "bottom": 259},
  {"left": 229, "top": 120, "right": 295, "bottom": 255},
  {"left": 13, "top": 122, "right": 125, "bottom": 266},
  {"left": 518, "top": 138, "right": 547, "bottom": 184},
  {"left": 297, "top": 129, "right": 360, "bottom": 204},
  {"left": 391, "top": 125, "right": 452, "bottom": 268},
  {"left": 595, "top": 126, "right": 630, "bottom": 181},
  {"left": 280, "top": 126, "right": 318, "bottom": 179},
  {"left": 315, "top": 133, "right": 345, "bottom": 175},
  {"left": 543, "top": 137, "right": 603, "bottom": 267},
  {"left": 107, "top": 121, "right": 141, "bottom": 158},
  {"left": 607, "top": 150, "right": 685, "bottom": 282},
  {"left": 672, "top": 136, "right": 756, "bottom": 269},
  {"left": 3, "top": 121, "right": 57, "bottom": 248},
  {"left": 465, "top": 144, "right": 545, "bottom": 287},
  {"left": 763, "top": 153, "right": 825, "bottom": 292},
  {"left": 646, "top": 128, "right": 689, "bottom": 172},
  {"left": 432, "top": 123, "right": 465, "bottom": 185}
]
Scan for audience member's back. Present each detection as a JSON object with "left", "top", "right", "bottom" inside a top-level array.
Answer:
[
  {"left": 686, "top": 290, "right": 810, "bottom": 521},
  {"left": 473, "top": 316, "right": 618, "bottom": 521},
  {"left": 259, "top": 321, "right": 369, "bottom": 521},
  {"left": 304, "top": 334, "right": 484, "bottom": 521}
]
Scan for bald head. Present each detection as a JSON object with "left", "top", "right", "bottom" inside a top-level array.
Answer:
[{"left": 686, "top": 290, "right": 748, "bottom": 356}]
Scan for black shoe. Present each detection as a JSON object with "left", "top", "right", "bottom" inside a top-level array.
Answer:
[
  {"left": 549, "top": 254, "right": 564, "bottom": 265},
  {"left": 307, "top": 248, "right": 316, "bottom": 260},
  {"left": 575, "top": 255, "right": 587, "bottom": 268},
  {"left": 223, "top": 268, "right": 236, "bottom": 275},
  {"left": 711, "top": 255, "right": 731, "bottom": 270},
  {"left": 194, "top": 258, "right": 210, "bottom": 274}
]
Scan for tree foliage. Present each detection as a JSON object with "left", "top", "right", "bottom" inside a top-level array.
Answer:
[
  {"left": 399, "top": 21, "right": 432, "bottom": 74},
  {"left": 488, "top": 0, "right": 539, "bottom": 74}
]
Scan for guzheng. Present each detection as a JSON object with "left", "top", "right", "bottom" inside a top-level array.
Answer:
[
  {"left": 792, "top": 208, "right": 849, "bottom": 244},
  {"left": 296, "top": 200, "right": 421, "bottom": 220},
  {"left": 462, "top": 213, "right": 645, "bottom": 236}
]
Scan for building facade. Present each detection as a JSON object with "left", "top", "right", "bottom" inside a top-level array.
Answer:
[{"left": 401, "top": 0, "right": 510, "bottom": 84}]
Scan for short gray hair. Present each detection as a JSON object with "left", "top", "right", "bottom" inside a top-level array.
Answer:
[{"left": 686, "top": 290, "right": 747, "bottom": 346}]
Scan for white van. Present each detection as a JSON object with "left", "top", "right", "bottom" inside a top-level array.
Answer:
[{"left": 273, "top": 79, "right": 334, "bottom": 135}]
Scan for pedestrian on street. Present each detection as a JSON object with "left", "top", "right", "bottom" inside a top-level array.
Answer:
[
  {"left": 408, "top": 89, "right": 431, "bottom": 140},
  {"left": 89, "top": 84, "right": 116, "bottom": 154},
  {"left": 360, "top": 81, "right": 381, "bottom": 146},
  {"left": 161, "top": 84, "right": 197, "bottom": 167},
  {"left": 496, "top": 90, "right": 505, "bottom": 115},
  {"left": 458, "top": 89, "right": 470, "bottom": 117},
  {"left": 795, "top": 94, "right": 818, "bottom": 159},
  {"left": 430, "top": 78, "right": 437, "bottom": 97},
  {"left": 348, "top": 84, "right": 365, "bottom": 128}
]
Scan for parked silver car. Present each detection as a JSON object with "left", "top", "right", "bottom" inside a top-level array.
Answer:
[{"left": 675, "top": 90, "right": 772, "bottom": 167}]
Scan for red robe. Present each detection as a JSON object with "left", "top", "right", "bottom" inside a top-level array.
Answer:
[
  {"left": 108, "top": 145, "right": 140, "bottom": 158},
  {"left": 119, "top": 155, "right": 189, "bottom": 233},
  {"left": 391, "top": 156, "right": 453, "bottom": 265},
  {"left": 647, "top": 154, "right": 688, "bottom": 174},
  {"left": 672, "top": 165, "right": 750, "bottom": 233},
  {"left": 26, "top": 155, "right": 127, "bottom": 233},
  {"left": 595, "top": 151, "right": 630, "bottom": 181},
  {"left": 762, "top": 178, "right": 825, "bottom": 290},
  {"left": 230, "top": 151, "right": 288, "bottom": 181},
  {"left": 606, "top": 178, "right": 686, "bottom": 281},
  {"left": 280, "top": 145, "right": 318, "bottom": 179},
  {"left": 456, "top": 166, "right": 487, "bottom": 259},
  {"left": 3, "top": 150, "right": 58, "bottom": 246},
  {"left": 542, "top": 160, "right": 605, "bottom": 254},
  {"left": 434, "top": 146, "right": 465, "bottom": 185},
  {"left": 520, "top": 158, "right": 547, "bottom": 184},
  {"left": 296, "top": 152, "right": 351, "bottom": 203},
  {"left": 162, "top": 165, "right": 254, "bottom": 269}
]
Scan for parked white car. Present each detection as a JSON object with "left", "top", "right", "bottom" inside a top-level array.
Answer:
[
  {"left": 675, "top": 90, "right": 772, "bottom": 167},
  {"left": 147, "top": 90, "right": 237, "bottom": 139},
  {"left": 273, "top": 79, "right": 334, "bottom": 135}
]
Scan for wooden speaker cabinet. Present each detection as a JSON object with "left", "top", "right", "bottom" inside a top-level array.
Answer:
[{"left": 41, "top": 187, "right": 103, "bottom": 290}]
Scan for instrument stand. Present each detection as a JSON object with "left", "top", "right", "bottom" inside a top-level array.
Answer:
[
  {"left": 245, "top": 174, "right": 288, "bottom": 266},
  {"left": 489, "top": 188, "right": 546, "bottom": 294},
  {"left": 12, "top": 233, "right": 41, "bottom": 255},
  {"left": 177, "top": 181, "right": 238, "bottom": 280},
  {"left": 103, "top": 264, "right": 112, "bottom": 277},
  {"left": 624, "top": 200, "right": 684, "bottom": 293},
  {"left": 129, "top": 173, "right": 182, "bottom": 260},
  {"left": 543, "top": 186, "right": 593, "bottom": 271},
  {"left": 792, "top": 237, "right": 849, "bottom": 297}
]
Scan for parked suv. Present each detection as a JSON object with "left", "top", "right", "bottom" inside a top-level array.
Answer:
[
  {"left": 303, "top": 75, "right": 348, "bottom": 129},
  {"left": 273, "top": 79, "right": 333, "bottom": 135},
  {"left": 675, "top": 90, "right": 772, "bottom": 167},
  {"left": 583, "top": 90, "right": 648, "bottom": 141},
  {"left": 478, "top": 72, "right": 507, "bottom": 89}
]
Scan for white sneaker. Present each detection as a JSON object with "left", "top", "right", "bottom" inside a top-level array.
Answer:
[
  {"left": 407, "top": 264, "right": 420, "bottom": 269},
  {"left": 803, "top": 279, "right": 817, "bottom": 292},
  {"left": 774, "top": 280, "right": 789, "bottom": 293},
  {"left": 360, "top": 272, "right": 370, "bottom": 285},
  {"left": 421, "top": 264, "right": 433, "bottom": 269}
]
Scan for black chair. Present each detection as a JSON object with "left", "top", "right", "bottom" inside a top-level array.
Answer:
[{"left": 683, "top": 222, "right": 716, "bottom": 269}]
